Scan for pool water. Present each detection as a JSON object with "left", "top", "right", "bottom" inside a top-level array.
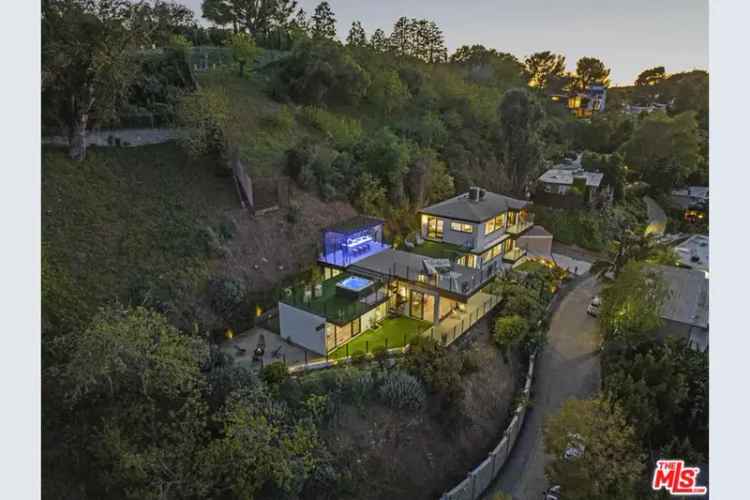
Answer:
[{"left": 337, "top": 276, "right": 373, "bottom": 292}]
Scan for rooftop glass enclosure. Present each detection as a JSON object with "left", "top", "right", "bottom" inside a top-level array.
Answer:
[{"left": 319, "top": 215, "right": 390, "bottom": 268}]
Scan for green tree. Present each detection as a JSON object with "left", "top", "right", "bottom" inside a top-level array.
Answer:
[
  {"left": 581, "top": 151, "right": 626, "bottom": 201},
  {"left": 201, "top": 0, "right": 298, "bottom": 38},
  {"left": 346, "top": 20, "right": 367, "bottom": 47},
  {"left": 598, "top": 261, "right": 668, "bottom": 339},
  {"left": 635, "top": 65, "right": 666, "bottom": 87},
  {"left": 590, "top": 230, "right": 663, "bottom": 279},
  {"left": 524, "top": 51, "right": 567, "bottom": 90},
  {"left": 311, "top": 1, "right": 336, "bottom": 40},
  {"left": 176, "top": 87, "right": 231, "bottom": 157},
  {"left": 620, "top": 111, "right": 700, "bottom": 192},
  {"left": 42, "top": 0, "right": 152, "bottom": 160},
  {"left": 369, "top": 28, "right": 389, "bottom": 52},
  {"left": 493, "top": 315, "right": 529, "bottom": 360},
  {"left": 358, "top": 127, "right": 412, "bottom": 203},
  {"left": 544, "top": 397, "right": 645, "bottom": 500},
  {"left": 140, "top": 0, "right": 196, "bottom": 46},
  {"left": 226, "top": 31, "right": 259, "bottom": 76},
  {"left": 574, "top": 56, "right": 611, "bottom": 91},
  {"left": 497, "top": 88, "right": 545, "bottom": 195},
  {"left": 369, "top": 69, "right": 410, "bottom": 116}
]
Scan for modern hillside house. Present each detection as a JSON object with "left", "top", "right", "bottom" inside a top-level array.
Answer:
[{"left": 278, "top": 188, "right": 537, "bottom": 356}]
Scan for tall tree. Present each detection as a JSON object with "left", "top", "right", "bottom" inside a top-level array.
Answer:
[
  {"left": 370, "top": 28, "right": 388, "bottom": 52},
  {"left": 140, "top": 0, "right": 196, "bottom": 46},
  {"left": 389, "top": 16, "right": 414, "bottom": 56},
  {"left": 497, "top": 89, "right": 545, "bottom": 195},
  {"left": 346, "top": 20, "right": 367, "bottom": 47},
  {"left": 635, "top": 65, "right": 666, "bottom": 87},
  {"left": 201, "top": 0, "right": 298, "bottom": 38},
  {"left": 620, "top": 111, "right": 700, "bottom": 192},
  {"left": 574, "top": 56, "right": 611, "bottom": 91},
  {"left": 544, "top": 397, "right": 645, "bottom": 500},
  {"left": 523, "top": 51, "right": 566, "bottom": 90},
  {"left": 42, "top": 0, "right": 153, "bottom": 161},
  {"left": 424, "top": 20, "right": 447, "bottom": 63},
  {"left": 311, "top": 1, "right": 336, "bottom": 40}
]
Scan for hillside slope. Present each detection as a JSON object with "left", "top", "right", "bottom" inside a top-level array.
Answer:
[{"left": 42, "top": 143, "right": 355, "bottom": 335}]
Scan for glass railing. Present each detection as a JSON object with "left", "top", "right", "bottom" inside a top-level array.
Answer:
[{"left": 503, "top": 247, "right": 527, "bottom": 262}]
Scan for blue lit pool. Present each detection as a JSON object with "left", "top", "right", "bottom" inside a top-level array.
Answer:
[{"left": 337, "top": 276, "right": 373, "bottom": 292}]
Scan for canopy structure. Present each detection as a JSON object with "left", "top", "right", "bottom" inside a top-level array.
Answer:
[{"left": 319, "top": 216, "right": 389, "bottom": 268}]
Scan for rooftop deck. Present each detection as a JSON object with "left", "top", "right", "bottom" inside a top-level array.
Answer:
[
  {"left": 280, "top": 273, "right": 388, "bottom": 325},
  {"left": 403, "top": 240, "right": 469, "bottom": 260},
  {"left": 319, "top": 241, "right": 390, "bottom": 268}
]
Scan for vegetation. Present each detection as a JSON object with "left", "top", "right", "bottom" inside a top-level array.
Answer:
[{"left": 544, "top": 397, "right": 645, "bottom": 499}]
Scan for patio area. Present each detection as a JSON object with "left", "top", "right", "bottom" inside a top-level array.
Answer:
[
  {"left": 427, "top": 289, "right": 501, "bottom": 345},
  {"left": 329, "top": 316, "right": 431, "bottom": 359},
  {"left": 221, "top": 327, "right": 322, "bottom": 369}
]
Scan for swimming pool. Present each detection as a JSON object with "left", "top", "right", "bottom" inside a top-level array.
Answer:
[{"left": 336, "top": 275, "right": 373, "bottom": 292}]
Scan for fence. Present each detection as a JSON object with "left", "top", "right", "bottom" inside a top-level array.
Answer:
[
  {"left": 421, "top": 293, "right": 501, "bottom": 347},
  {"left": 189, "top": 46, "right": 233, "bottom": 72},
  {"left": 439, "top": 352, "right": 537, "bottom": 500}
]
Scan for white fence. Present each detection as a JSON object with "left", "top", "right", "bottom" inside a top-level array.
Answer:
[{"left": 440, "top": 352, "right": 537, "bottom": 500}]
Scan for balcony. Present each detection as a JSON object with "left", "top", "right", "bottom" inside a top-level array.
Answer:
[
  {"left": 502, "top": 247, "right": 527, "bottom": 263},
  {"left": 506, "top": 220, "right": 534, "bottom": 236}
]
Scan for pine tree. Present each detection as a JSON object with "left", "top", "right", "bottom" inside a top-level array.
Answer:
[
  {"left": 311, "top": 1, "right": 336, "bottom": 40},
  {"left": 370, "top": 28, "right": 388, "bottom": 52},
  {"left": 346, "top": 20, "right": 367, "bottom": 47}
]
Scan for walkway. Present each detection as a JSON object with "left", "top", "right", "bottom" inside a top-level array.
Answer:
[
  {"left": 644, "top": 196, "right": 667, "bottom": 236},
  {"left": 484, "top": 276, "right": 601, "bottom": 499}
]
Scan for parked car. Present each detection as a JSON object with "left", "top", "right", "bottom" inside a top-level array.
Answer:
[
  {"left": 563, "top": 433, "right": 586, "bottom": 460},
  {"left": 543, "top": 485, "right": 561, "bottom": 499},
  {"left": 586, "top": 296, "right": 601, "bottom": 317}
]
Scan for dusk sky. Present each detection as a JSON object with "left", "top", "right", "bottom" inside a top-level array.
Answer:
[{"left": 181, "top": 0, "right": 708, "bottom": 85}]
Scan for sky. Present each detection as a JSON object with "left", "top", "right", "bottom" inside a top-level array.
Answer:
[{"left": 180, "top": 0, "right": 708, "bottom": 85}]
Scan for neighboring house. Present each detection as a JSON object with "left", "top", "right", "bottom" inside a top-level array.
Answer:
[
  {"left": 671, "top": 186, "right": 709, "bottom": 222},
  {"left": 278, "top": 188, "right": 538, "bottom": 355},
  {"left": 650, "top": 264, "right": 709, "bottom": 352},
  {"left": 534, "top": 155, "right": 611, "bottom": 209},
  {"left": 567, "top": 85, "right": 607, "bottom": 117},
  {"left": 673, "top": 234, "right": 709, "bottom": 276},
  {"left": 623, "top": 102, "right": 670, "bottom": 115}
]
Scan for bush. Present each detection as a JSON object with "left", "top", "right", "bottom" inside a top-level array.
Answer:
[
  {"left": 403, "top": 336, "right": 465, "bottom": 410},
  {"left": 350, "top": 350, "right": 367, "bottom": 365},
  {"left": 299, "top": 106, "right": 363, "bottom": 149},
  {"left": 262, "top": 105, "right": 295, "bottom": 131},
  {"left": 207, "top": 277, "right": 246, "bottom": 316},
  {"left": 460, "top": 349, "right": 481, "bottom": 375},
  {"left": 351, "top": 369, "right": 375, "bottom": 406},
  {"left": 260, "top": 361, "right": 289, "bottom": 386},
  {"left": 371, "top": 345, "right": 388, "bottom": 365},
  {"left": 377, "top": 370, "right": 426, "bottom": 410},
  {"left": 494, "top": 315, "right": 529, "bottom": 360}
]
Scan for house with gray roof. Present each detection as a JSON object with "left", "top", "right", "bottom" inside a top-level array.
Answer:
[
  {"left": 650, "top": 264, "right": 709, "bottom": 352},
  {"left": 535, "top": 155, "right": 612, "bottom": 209}
]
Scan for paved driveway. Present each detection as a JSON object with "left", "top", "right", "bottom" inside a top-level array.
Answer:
[{"left": 484, "top": 276, "right": 602, "bottom": 500}]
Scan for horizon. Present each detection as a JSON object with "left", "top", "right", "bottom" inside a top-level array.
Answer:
[{"left": 180, "top": 0, "right": 708, "bottom": 86}]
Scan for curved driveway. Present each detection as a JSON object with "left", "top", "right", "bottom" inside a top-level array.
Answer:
[
  {"left": 644, "top": 196, "right": 667, "bottom": 236},
  {"left": 484, "top": 276, "right": 602, "bottom": 500}
]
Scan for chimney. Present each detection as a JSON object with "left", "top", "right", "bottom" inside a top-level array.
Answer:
[
  {"left": 478, "top": 188, "right": 486, "bottom": 200},
  {"left": 468, "top": 186, "right": 479, "bottom": 202}
]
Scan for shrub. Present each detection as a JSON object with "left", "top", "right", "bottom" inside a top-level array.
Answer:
[
  {"left": 403, "top": 336, "right": 465, "bottom": 410},
  {"left": 371, "top": 345, "right": 388, "bottom": 365},
  {"left": 207, "top": 277, "right": 246, "bottom": 316},
  {"left": 494, "top": 315, "right": 529, "bottom": 360},
  {"left": 377, "top": 370, "right": 426, "bottom": 410},
  {"left": 299, "top": 106, "right": 363, "bottom": 149},
  {"left": 260, "top": 361, "right": 289, "bottom": 386},
  {"left": 351, "top": 370, "right": 375, "bottom": 406},
  {"left": 262, "top": 105, "right": 295, "bottom": 131},
  {"left": 350, "top": 350, "right": 367, "bottom": 365},
  {"left": 460, "top": 349, "right": 481, "bottom": 375}
]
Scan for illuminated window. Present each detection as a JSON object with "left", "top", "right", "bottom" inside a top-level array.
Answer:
[
  {"left": 450, "top": 222, "right": 473, "bottom": 233},
  {"left": 481, "top": 243, "right": 501, "bottom": 264},
  {"left": 483, "top": 213, "right": 507, "bottom": 235},
  {"left": 425, "top": 216, "right": 444, "bottom": 240},
  {"left": 457, "top": 254, "right": 478, "bottom": 268}
]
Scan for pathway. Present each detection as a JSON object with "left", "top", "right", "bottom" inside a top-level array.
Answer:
[
  {"left": 484, "top": 275, "right": 602, "bottom": 499},
  {"left": 644, "top": 196, "right": 667, "bottom": 236}
]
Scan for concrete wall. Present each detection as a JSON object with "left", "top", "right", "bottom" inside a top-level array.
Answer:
[
  {"left": 279, "top": 303, "right": 327, "bottom": 355},
  {"left": 517, "top": 234, "right": 553, "bottom": 258}
]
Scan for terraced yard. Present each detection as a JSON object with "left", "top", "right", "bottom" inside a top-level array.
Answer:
[{"left": 329, "top": 316, "right": 431, "bottom": 359}]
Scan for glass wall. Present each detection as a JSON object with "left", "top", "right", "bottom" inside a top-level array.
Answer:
[
  {"left": 409, "top": 289, "right": 436, "bottom": 323},
  {"left": 424, "top": 216, "right": 444, "bottom": 240}
]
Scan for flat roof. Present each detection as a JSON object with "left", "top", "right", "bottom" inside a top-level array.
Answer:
[
  {"left": 673, "top": 234, "right": 709, "bottom": 273},
  {"left": 649, "top": 264, "right": 709, "bottom": 329},
  {"left": 538, "top": 168, "right": 604, "bottom": 187},
  {"left": 350, "top": 248, "right": 490, "bottom": 299},
  {"left": 419, "top": 190, "right": 529, "bottom": 223}
]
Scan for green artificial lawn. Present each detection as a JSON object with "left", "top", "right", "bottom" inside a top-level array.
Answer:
[
  {"left": 328, "top": 316, "right": 432, "bottom": 359},
  {"left": 405, "top": 240, "right": 468, "bottom": 260}
]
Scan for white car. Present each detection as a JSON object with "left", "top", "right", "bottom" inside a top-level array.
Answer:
[
  {"left": 586, "top": 296, "right": 601, "bottom": 317},
  {"left": 543, "top": 485, "right": 561, "bottom": 499},
  {"left": 563, "top": 433, "right": 586, "bottom": 460}
]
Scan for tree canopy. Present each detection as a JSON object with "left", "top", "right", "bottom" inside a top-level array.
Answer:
[
  {"left": 524, "top": 51, "right": 567, "bottom": 90},
  {"left": 574, "top": 56, "right": 611, "bottom": 90}
]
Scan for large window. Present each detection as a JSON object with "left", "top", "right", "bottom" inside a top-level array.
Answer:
[
  {"left": 484, "top": 213, "right": 507, "bottom": 235},
  {"left": 456, "top": 254, "right": 478, "bottom": 268},
  {"left": 450, "top": 221, "right": 474, "bottom": 233},
  {"left": 424, "top": 216, "right": 444, "bottom": 240},
  {"left": 481, "top": 243, "right": 502, "bottom": 264}
]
